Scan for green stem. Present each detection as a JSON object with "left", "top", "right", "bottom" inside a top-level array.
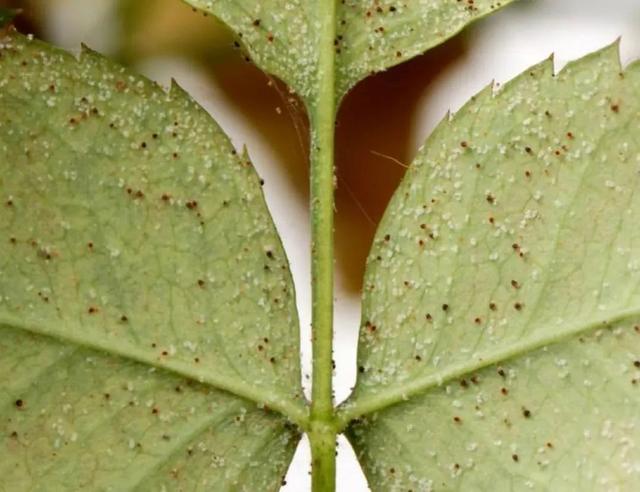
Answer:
[
  {"left": 309, "top": 0, "right": 338, "bottom": 490},
  {"left": 309, "top": 421, "right": 337, "bottom": 491}
]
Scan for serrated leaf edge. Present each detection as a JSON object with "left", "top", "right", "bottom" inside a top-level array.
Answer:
[{"left": 336, "top": 41, "right": 639, "bottom": 430}]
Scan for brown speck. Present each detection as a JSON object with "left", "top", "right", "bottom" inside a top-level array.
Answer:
[
  {"left": 442, "top": 303, "right": 449, "bottom": 311},
  {"left": 15, "top": 399, "right": 24, "bottom": 408},
  {"left": 489, "top": 302, "right": 497, "bottom": 311},
  {"left": 511, "top": 280, "right": 520, "bottom": 289},
  {"left": 512, "top": 454, "right": 519, "bottom": 462},
  {"left": 197, "top": 279, "right": 205, "bottom": 288},
  {"left": 633, "top": 360, "right": 640, "bottom": 368},
  {"left": 514, "top": 302, "right": 523, "bottom": 311},
  {"left": 120, "top": 315, "right": 128, "bottom": 322},
  {"left": 522, "top": 407, "right": 532, "bottom": 418},
  {"left": 497, "top": 367, "right": 506, "bottom": 377},
  {"left": 453, "top": 416, "right": 462, "bottom": 424},
  {"left": 384, "top": 234, "right": 391, "bottom": 242},
  {"left": 460, "top": 141, "right": 468, "bottom": 148},
  {"left": 501, "top": 387, "right": 508, "bottom": 395},
  {"left": 88, "top": 306, "right": 98, "bottom": 314},
  {"left": 611, "top": 104, "right": 620, "bottom": 113},
  {"left": 186, "top": 200, "right": 198, "bottom": 210}
]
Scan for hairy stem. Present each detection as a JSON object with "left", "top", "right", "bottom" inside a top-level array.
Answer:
[{"left": 309, "top": 0, "right": 338, "bottom": 490}]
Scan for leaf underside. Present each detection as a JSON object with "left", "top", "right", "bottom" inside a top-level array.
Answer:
[
  {"left": 0, "top": 32, "right": 302, "bottom": 490},
  {"left": 346, "top": 44, "right": 640, "bottom": 490},
  {"left": 183, "top": 0, "right": 514, "bottom": 101}
]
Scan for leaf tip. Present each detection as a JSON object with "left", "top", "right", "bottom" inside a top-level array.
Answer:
[
  {"left": 78, "top": 42, "right": 99, "bottom": 61},
  {"left": 169, "top": 78, "right": 189, "bottom": 99}
]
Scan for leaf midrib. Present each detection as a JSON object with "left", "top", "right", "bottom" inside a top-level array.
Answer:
[
  {"left": 0, "top": 315, "right": 309, "bottom": 429},
  {"left": 336, "top": 305, "right": 640, "bottom": 430}
]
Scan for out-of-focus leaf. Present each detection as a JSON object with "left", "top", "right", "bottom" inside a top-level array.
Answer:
[{"left": 0, "top": 7, "right": 18, "bottom": 27}]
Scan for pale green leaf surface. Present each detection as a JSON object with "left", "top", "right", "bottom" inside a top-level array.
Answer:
[
  {"left": 0, "top": 32, "right": 303, "bottom": 489},
  {"left": 1, "top": 327, "right": 298, "bottom": 491},
  {"left": 343, "top": 45, "right": 640, "bottom": 489},
  {"left": 334, "top": 0, "right": 515, "bottom": 96},
  {"left": 183, "top": 0, "right": 514, "bottom": 101}
]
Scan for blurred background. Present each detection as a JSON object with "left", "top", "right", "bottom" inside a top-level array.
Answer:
[{"left": 2, "top": 0, "right": 639, "bottom": 489}]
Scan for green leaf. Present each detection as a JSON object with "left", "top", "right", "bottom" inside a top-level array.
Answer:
[
  {"left": 0, "top": 31, "right": 304, "bottom": 488},
  {"left": 183, "top": 0, "right": 515, "bottom": 101},
  {"left": 341, "top": 44, "right": 640, "bottom": 489},
  {"left": 334, "top": 0, "right": 516, "bottom": 96},
  {"left": 0, "top": 8, "right": 18, "bottom": 27}
]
